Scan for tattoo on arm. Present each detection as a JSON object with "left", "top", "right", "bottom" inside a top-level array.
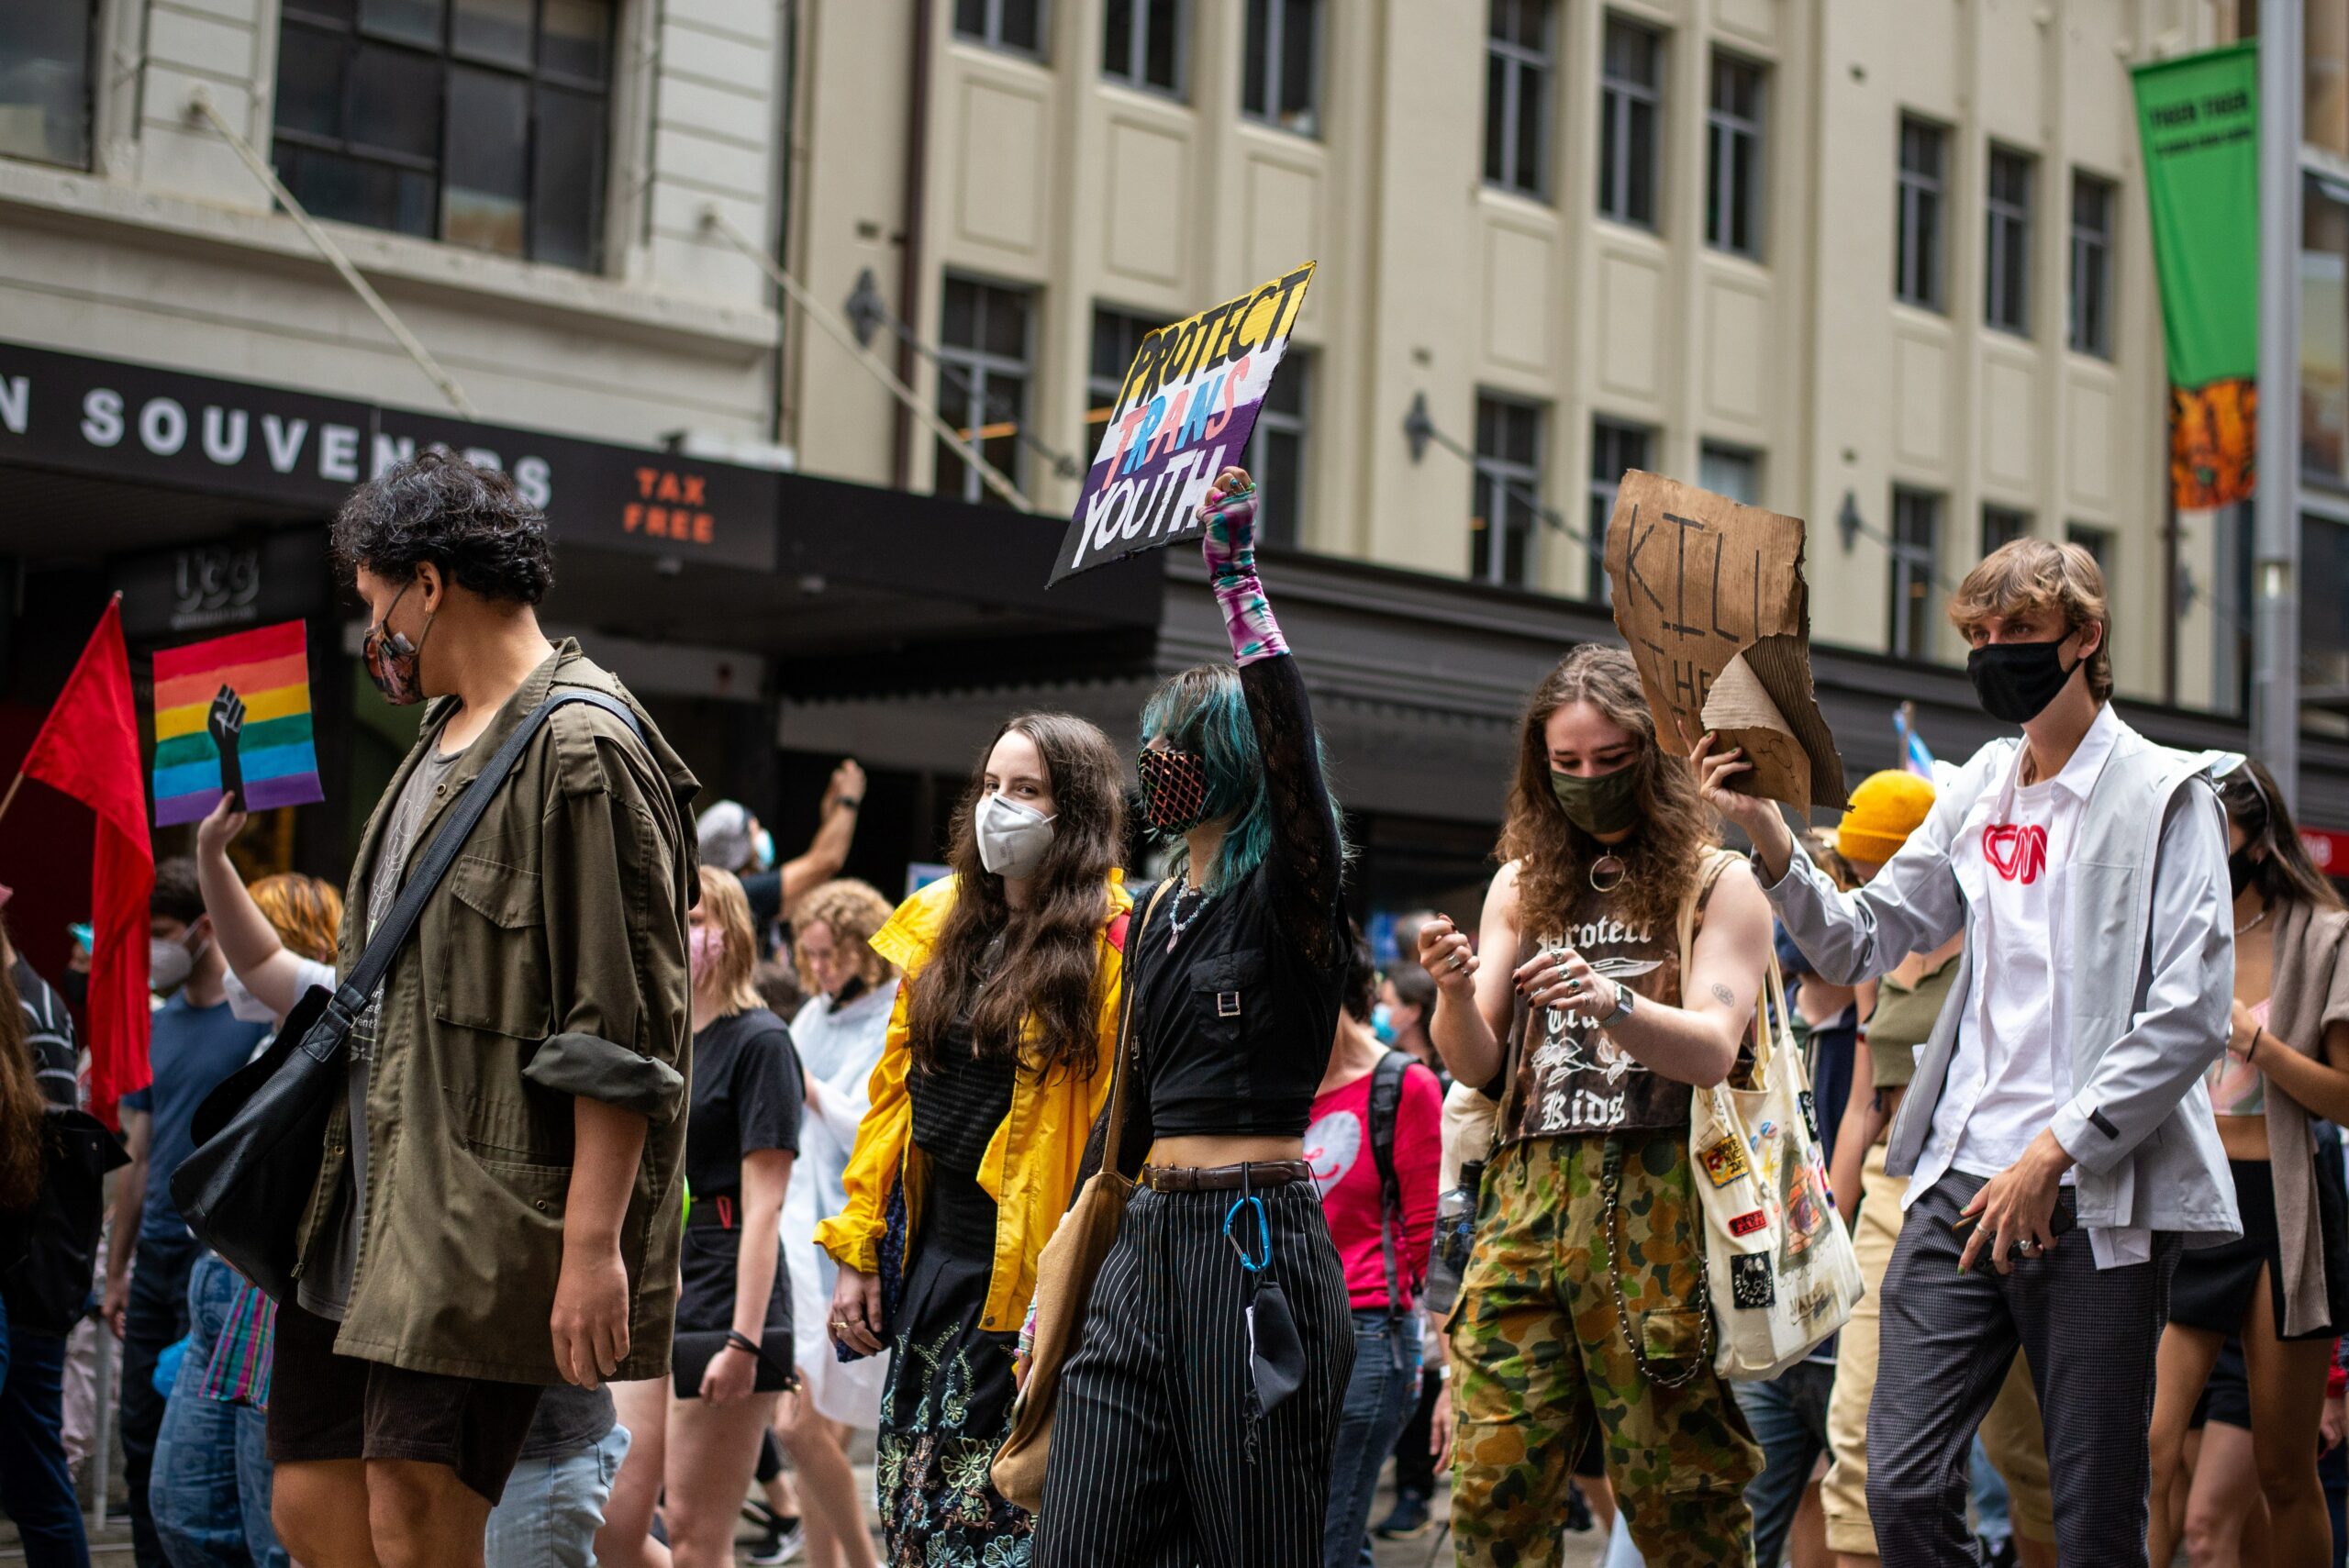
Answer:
[{"left": 1709, "top": 982, "right": 1737, "bottom": 1007}]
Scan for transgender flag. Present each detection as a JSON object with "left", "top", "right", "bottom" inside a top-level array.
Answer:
[
  {"left": 1894, "top": 703, "right": 1936, "bottom": 780},
  {"left": 151, "top": 620, "right": 325, "bottom": 826}
]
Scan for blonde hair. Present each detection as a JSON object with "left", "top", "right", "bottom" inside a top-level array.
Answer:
[
  {"left": 248, "top": 873, "right": 344, "bottom": 965},
  {"left": 793, "top": 878, "right": 896, "bottom": 995},
  {"left": 695, "top": 867, "right": 765, "bottom": 1015},
  {"left": 1947, "top": 539, "right": 2112, "bottom": 704}
]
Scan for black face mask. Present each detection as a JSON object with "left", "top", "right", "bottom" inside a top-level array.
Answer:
[
  {"left": 1965, "top": 639, "right": 2080, "bottom": 725},
  {"left": 2228, "top": 845, "right": 2263, "bottom": 900}
]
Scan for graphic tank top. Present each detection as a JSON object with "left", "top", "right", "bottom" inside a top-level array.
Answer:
[{"left": 1504, "top": 872, "right": 1720, "bottom": 1140}]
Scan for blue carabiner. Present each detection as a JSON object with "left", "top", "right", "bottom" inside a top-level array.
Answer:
[{"left": 1222, "top": 1194, "right": 1272, "bottom": 1273}]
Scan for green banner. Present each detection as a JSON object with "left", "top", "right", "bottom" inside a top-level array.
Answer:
[{"left": 2132, "top": 41, "right": 2259, "bottom": 508}]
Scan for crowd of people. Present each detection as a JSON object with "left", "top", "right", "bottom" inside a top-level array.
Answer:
[{"left": 1, "top": 445, "right": 2347, "bottom": 1568}]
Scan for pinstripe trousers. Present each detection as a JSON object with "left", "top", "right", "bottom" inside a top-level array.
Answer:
[
  {"left": 1032, "top": 1182, "right": 1354, "bottom": 1568},
  {"left": 1867, "top": 1172, "right": 2183, "bottom": 1568}
]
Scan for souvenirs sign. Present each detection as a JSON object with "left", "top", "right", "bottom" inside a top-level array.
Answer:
[
  {"left": 1050, "top": 262, "right": 1316, "bottom": 584},
  {"left": 1603, "top": 472, "right": 1846, "bottom": 815}
]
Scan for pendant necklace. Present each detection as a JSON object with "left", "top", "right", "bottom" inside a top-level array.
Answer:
[
  {"left": 1166, "top": 880, "right": 1215, "bottom": 953},
  {"left": 1588, "top": 855, "right": 1628, "bottom": 895}
]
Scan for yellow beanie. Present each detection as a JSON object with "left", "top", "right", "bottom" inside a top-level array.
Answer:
[{"left": 1836, "top": 771, "right": 1938, "bottom": 865}]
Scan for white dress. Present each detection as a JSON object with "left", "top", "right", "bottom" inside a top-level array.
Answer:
[{"left": 783, "top": 978, "right": 898, "bottom": 1428}]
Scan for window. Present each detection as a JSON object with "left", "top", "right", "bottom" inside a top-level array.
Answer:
[
  {"left": 1598, "top": 17, "right": 1663, "bottom": 229},
  {"left": 0, "top": 3, "right": 93, "bottom": 168},
  {"left": 1896, "top": 117, "right": 1947, "bottom": 310},
  {"left": 1985, "top": 147, "right": 2035, "bottom": 335},
  {"left": 1588, "top": 419, "right": 1651, "bottom": 600},
  {"left": 273, "top": 0, "right": 615, "bottom": 271},
  {"left": 1699, "top": 442, "right": 1761, "bottom": 506},
  {"left": 1981, "top": 504, "right": 2032, "bottom": 556},
  {"left": 1084, "top": 306, "right": 1169, "bottom": 467},
  {"left": 2069, "top": 172, "right": 2115, "bottom": 357},
  {"left": 936, "top": 277, "right": 1033, "bottom": 509},
  {"left": 1471, "top": 395, "right": 1544, "bottom": 588},
  {"left": 1242, "top": 0, "right": 1319, "bottom": 136},
  {"left": 1247, "top": 351, "right": 1311, "bottom": 549},
  {"left": 2065, "top": 520, "right": 2113, "bottom": 578},
  {"left": 1104, "top": 0, "right": 1186, "bottom": 96},
  {"left": 955, "top": 0, "right": 1044, "bottom": 55},
  {"left": 1706, "top": 54, "right": 1765, "bottom": 258},
  {"left": 1485, "top": 0, "right": 1553, "bottom": 198},
  {"left": 2308, "top": 172, "right": 2349, "bottom": 481},
  {"left": 1889, "top": 487, "right": 1942, "bottom": 658}
]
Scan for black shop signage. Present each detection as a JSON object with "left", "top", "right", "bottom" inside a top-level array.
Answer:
[{"left": 0, "top": 340, "right": 777, "bottom": 571}]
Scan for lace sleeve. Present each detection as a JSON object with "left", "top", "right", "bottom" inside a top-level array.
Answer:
[{"left": 1241, "top": 653, "right": 1343, "bottom": 968}]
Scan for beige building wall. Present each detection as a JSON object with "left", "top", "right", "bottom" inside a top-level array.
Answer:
[{"left": 785, "top": 0, "right": 2225, "bottom": 705}]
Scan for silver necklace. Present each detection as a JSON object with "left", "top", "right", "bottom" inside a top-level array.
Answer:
[
  {"left": 2235, "top": 906, "right": 2269, "bottom": 937},
  {"left": 1165, "top": 880, "right": 1214, "bottom": 953}
]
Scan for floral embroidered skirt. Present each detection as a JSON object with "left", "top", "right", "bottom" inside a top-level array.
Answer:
[{"left": 877, "top": 1163, "right": 1030, "bottom": 1568}]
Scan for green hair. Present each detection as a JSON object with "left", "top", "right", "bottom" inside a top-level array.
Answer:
[{"left": 1140, "top": 664, "right": 1349, "bottom": 892}]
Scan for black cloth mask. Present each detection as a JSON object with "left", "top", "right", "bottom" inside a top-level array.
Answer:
[
  {"left": 1965, "top": 639, "right": 2079, "bottom": 725},
  {"left": 2228, "top": 845, "right": 2263, "bottom": 901}
]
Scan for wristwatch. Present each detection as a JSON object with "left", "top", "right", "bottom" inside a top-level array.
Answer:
[
  {"left": 834, "top": 795, "right": 863, "bottom": 811},
  {"left": 1598, "top": 982, "right": 1635, "bottom": 1027}
]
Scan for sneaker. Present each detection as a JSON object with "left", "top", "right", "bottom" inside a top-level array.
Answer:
[
  {"left": 1374, "top": 1490, "right": 1432, "bottom": 1540},
  {"left": 743, "top": 1518, "right": 805, "bottom": 1565}
]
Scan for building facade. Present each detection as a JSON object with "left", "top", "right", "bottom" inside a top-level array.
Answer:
[{"left": 1, "top": 0, "right": 2344, "bottom": 973}]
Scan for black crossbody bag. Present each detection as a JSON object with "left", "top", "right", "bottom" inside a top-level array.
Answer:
[{"left": 171, "top": 691, "right": 645, "bottom": 1304}]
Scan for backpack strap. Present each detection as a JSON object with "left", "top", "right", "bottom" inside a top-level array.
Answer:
[{"left": 1370, "top": 1050, "right": 1411, "bottom": 1332}]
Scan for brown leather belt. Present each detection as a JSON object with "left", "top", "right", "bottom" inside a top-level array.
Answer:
[{"left": 1139, "top": 1160, "right": 1314, "bottom": 1193}]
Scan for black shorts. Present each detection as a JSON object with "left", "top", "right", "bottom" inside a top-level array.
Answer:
[
  {"left": 2189, "top": 1338, "right": 2251, "bottom": 1430},
  {"left": 265, "top": 1301, "right": 545, "bottom": 1505},
  {"left": 2168, "top": 1154, "right": 2349, "bottom": 1342}
]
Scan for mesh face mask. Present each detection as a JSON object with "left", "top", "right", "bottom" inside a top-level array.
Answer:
[{"left": 1138, "top": 747, "right": 1212, "bottom": 832}]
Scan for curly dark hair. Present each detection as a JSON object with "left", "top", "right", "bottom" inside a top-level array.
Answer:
[
  {"left": 329, "top": 448, "right": 554, "bottom": 604},
  {"left": 906, "top": 713, "right": 1128, "bottom": 1081}
]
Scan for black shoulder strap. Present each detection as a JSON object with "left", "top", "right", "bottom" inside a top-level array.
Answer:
[
  {"left": 1370, "top": 1049, "right": 1410, "bottom": 1318},
  {"left": 325, "top": 691, "right": 642, "bottom": 1026}
]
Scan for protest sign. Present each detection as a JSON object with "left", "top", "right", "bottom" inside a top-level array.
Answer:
[
  {"left": 1050, "top": 261, "right": 1315, "bottom": 584},
  {"left": 1602, "top": 472, "right": 1846, "bottom": 814},
  {"left": 151, "top": 619, "right": 323, "bottom": 825}
]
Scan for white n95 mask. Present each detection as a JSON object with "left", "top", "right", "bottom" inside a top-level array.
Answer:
[{"left": 974, "top": 793, "right": 1056, "bottom": 880}]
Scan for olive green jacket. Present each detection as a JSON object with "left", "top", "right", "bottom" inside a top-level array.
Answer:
[{"left": 293, "top": 641, "right": 699, "bottom": 1385}]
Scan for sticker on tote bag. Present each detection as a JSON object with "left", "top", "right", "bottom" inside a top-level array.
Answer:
[
  {"left": 1698, "top": 1135, "right": 1752, "bottom": 1187},
  {"left": 1731, "top": 1252, "right": 1776, "bottom": 1309},
  {"left": 1728, "top": 1209, "right": 1767, "bottom": 1238}
]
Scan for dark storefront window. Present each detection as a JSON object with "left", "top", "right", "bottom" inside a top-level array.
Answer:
[
  {"left": 273, "top": 0, "right": 614, "bottom": 271},
  {"left": 1242, "top": 0, "right": 1319, "bottom": 137},
  {"left": 1471, "top": 395, "right": 1543, "bottom": 589},
  {"left": 0, "top": 4, "right": 94, "bottom": 169},
  {"left": 937, "top": 276, "right": 1033, "bottom": 508},
  {"left": 2307, "top": 173, "right": 2349, "bottom": 484},
  {"left": 2308, "top": 513, "right": 2349, "bottom": 730}
]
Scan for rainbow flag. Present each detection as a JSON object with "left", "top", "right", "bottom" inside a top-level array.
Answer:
[{"left": 151, "top": 620, "right": 324, "bottom": 826}]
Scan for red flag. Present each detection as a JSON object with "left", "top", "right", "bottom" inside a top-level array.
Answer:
[{"left": 20, "top": 595, "right": 152, "bottom": 1128}]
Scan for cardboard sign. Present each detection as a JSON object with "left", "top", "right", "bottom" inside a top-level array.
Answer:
[
  {"left": 1050, "top": 261, "right": 1316, "bottom": 584},
  {"left": 151, "top": 619, "right": 323, "bottom": 825},
  {"left": 1603, "top": 472, "right": 1846, "bottom": 814}
]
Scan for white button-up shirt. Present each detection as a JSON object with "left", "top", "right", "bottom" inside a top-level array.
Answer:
[{"left": 1909, "top": 703, "right": 2151, "bottom": 1266}]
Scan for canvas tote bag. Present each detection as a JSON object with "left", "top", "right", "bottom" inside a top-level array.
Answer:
[
  {"left": 990, "top": 877, "right": 1175, "bottom": 1513},
  {"left": 1681, "top": 857, "right": 1865, "bottom": 1380}
]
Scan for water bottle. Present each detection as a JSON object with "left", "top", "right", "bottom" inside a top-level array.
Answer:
[{"left": 1422, "top": 1160, "right": 1484, "bottom": 1316}]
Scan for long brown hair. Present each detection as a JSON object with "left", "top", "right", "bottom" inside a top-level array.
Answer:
[
  {"left": 2219, "top": 758, "right": 2346, "bottom": 914},
  {"left": 905, "top": 713, "right": 1128, "bottom": 1077},
  {"left": 0, "top": 962, "right": 44, "bottom": 1212},
  {"left": 1497, "top": 645, "right": 1718, "bottom": 940}
]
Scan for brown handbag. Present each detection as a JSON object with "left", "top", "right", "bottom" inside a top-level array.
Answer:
[{"left": 990, "top": 877, "right": 1174, "bottom": 1514}]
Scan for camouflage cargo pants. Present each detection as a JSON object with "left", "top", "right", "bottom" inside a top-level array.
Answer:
[{"left": 1447, "top": 1131, "right": 1759, "bottom": 1568}]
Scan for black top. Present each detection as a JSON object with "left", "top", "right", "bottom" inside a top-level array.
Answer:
[
  {"left": 684, "top": 1007, "right": 803, "bottom": 1200},
  {"left": 14, "top": 957, "right": 78, "bottom": 1108},
  {"left": 910, "top": 1028, "right": 1019, "bottom": 1178},
  {"left": 1100, "top": 655, "right": 1347, "bottom": 1170}
]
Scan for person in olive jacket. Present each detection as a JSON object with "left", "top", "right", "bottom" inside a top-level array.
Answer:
[{"left": 269, "top": 451, "right": 698, "bottom": 1568}]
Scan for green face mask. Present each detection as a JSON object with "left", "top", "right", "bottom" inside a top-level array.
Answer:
[{"left": 1550, "top": 763, "right": 1642, "bottom": 837}]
